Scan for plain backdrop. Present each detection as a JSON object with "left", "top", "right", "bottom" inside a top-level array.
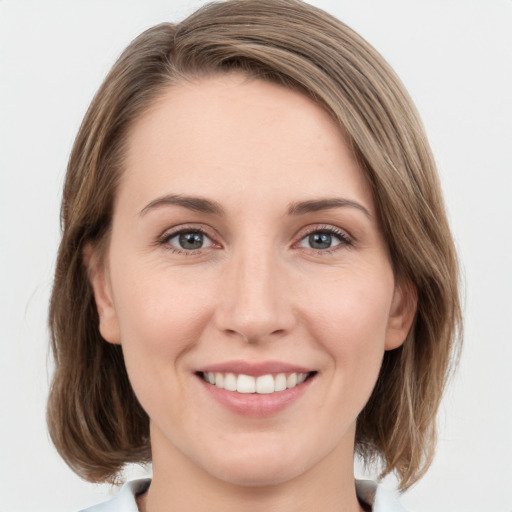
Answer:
[{"left": 1, "top": 1, "right": 511, "bottom": 511}]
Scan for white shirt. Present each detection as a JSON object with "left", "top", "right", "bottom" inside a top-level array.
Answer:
[{"left": 79, "top": 478, "right": 408, "bottom": 511}]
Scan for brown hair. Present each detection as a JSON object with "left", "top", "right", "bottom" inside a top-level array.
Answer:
[{"left": 47, "top": 0, "right": 461, "bottom": 490}]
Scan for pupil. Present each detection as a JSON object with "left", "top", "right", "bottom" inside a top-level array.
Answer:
[
  {"left": 309, "top": 232, "right": 331, "bottom": 249},
  {"left": 179, "top": 232, "right": 203, "bottom": 250}
]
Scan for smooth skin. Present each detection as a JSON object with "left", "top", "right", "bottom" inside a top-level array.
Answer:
[{"left": 88, "top": 74, "right": 416, "bottom": 512}]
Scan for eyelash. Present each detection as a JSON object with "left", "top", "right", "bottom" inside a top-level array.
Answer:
[
  {"left": 157, "top": 224, "right": 353, "bottom": 255},
  {"left": 296, "top": 225, "right": 353, "bottom": 254},
  {"left": 157, "top": 226, "right": 217, "bottom": 255}
]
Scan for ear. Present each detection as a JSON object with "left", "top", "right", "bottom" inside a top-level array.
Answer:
[
  {"left": 385, "top": 278, "right": 417, "bottom": 351},
  {"left": 83, "top": 244, "right": 121, "bottom": 345}
]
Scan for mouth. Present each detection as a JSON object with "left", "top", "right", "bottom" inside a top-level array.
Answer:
[
  {"left": 195, "top": 360, "right": 318, "bottom": 416},
  {"left": 197, "top": 370, "right": 317, "bottom": 394}
]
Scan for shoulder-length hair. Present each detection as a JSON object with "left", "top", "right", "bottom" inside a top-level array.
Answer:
[{"left": 47, "top": 0, "right": 461, "bottom": 490}]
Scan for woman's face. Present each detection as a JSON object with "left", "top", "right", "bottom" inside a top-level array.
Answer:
[{"left": 91, "top": 74, "right": 414, "bottom": 487}]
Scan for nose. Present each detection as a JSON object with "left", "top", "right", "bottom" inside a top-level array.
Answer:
[{"left": 214, "top": 244, "right": 296, "bottom": 343}]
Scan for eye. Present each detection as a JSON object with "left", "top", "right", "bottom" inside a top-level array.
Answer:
[
  {"left": 164, "top": 230, "right": 214, "bottom": 252},
  {"left": 298, "top": 228, "right": 351, "bottom": 251}
]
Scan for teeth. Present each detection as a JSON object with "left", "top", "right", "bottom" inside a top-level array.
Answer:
[
  {"left": 275, "top": 373, "right": 287, "bottom": 392},
  {"left": 203, "top": 371, "right": 310, "bottom": 394},
  {"left": 224, "top": 373, "right": 237, "bottom": 391},
  {"left": 237, "top": 374, "right": 256, "bottom": 393},
  {"left": 256, "top": 374, "right": 274, "bottom": 394},
  {"left": 297, "top": 373, "right": 307, "bottom": 384},
  {"left": 286, "top": 373, "right": 297, "bottom": 388}
]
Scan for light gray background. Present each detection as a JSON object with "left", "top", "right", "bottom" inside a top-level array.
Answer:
[{"left": 1, "top": 1, "right": 511, "bottom": 511}]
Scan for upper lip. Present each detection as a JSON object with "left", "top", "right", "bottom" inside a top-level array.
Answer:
[{"left": 196, "top": 360, "right": 314, "bottom": 377}]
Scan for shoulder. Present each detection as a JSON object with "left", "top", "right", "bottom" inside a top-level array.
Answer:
[
  {"left": 356, "top": 480, "right": 410, "bottom": 512},
  {"left": 78, "top": 478, "right": 151, "bottom": 512}
]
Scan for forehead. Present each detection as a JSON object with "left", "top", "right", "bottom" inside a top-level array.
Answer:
[{"left": 120, "top": 73, "right": 374, "bottom": 214}]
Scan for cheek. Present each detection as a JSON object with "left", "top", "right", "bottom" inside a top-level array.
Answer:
[
  {"left": 109, "top": 259, "right": 215, "bottom": 369},
  {"left": 108, "top": 263, "right": 219, "bottom": 424},
  {"left": 307, "top": 270, "right": 392, "bottom": 338},
  {"left": 303, "top": 270, "right": 393, "bottom": 384}
]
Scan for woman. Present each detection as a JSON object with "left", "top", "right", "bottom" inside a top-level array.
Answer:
[{"left": 47, "top": 1, "right": 461, "bottom": 511}]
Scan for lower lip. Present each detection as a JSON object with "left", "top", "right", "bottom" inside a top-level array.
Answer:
[{"left": 198, "top": 375, "right": 314, "bottom": 417}]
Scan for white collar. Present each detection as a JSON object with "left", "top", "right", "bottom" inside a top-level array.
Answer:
[
  {"left": 356, "top": 479, "right": 409, "bottom": 511},
  {"left": 79, "top": 477, "right": 408, "bottom": 512}
]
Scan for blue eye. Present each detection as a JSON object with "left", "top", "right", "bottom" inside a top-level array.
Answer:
[
  {"left": 166, "top": 230, "right": 213, "bottom": 251},
  {"left": 298, "top": 230, "right": 350, "bottom": 250}
]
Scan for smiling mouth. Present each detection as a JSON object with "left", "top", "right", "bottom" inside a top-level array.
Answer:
[{"left": 198, "top": 371, "right": 317, "bottom": 394}]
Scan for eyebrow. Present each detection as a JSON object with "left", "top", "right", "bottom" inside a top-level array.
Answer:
[
  {"left": 287, "top": 198, "right": 372, "bottom": 218},
  {"left": 140, "top": 194, "right": 225, "bottom": 216},
  {"left": 140, "top": 194, "right": 371, "bottom": 219}
]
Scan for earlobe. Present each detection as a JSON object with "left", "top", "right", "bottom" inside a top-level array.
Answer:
[
  {"left": 385, "top": 279, "right": 417, "bottom": 351},
  {"left": 84, "top": 244, "right": 121, "bottom": 345}
]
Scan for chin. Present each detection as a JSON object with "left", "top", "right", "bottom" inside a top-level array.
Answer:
[{"left": 195, "top": 436, "right": 319, "bottom": 488}]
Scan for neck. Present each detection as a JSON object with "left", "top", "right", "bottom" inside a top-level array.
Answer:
[{"left": 140, "top": 425, "right": 364, "bottom": 512}]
